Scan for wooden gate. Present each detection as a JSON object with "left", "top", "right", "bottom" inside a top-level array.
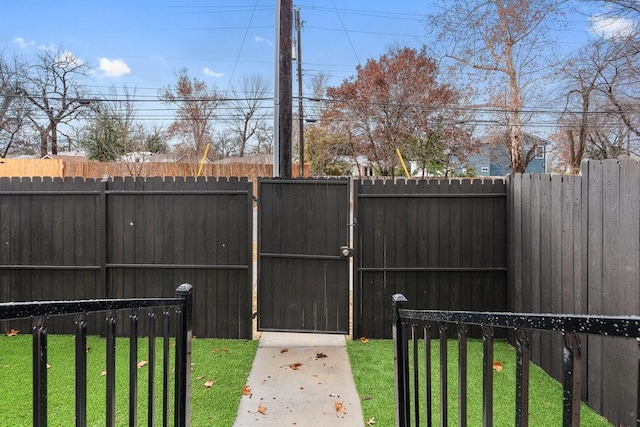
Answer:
[{"left": 257, "top": 178, "right": 351, "bottom": 334}]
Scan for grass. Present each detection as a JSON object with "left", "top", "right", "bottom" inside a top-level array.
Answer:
[
  {"left": 347, "top": 338, "right": 612, "bottom": 427},
  {"left": 0, "top": 334, "right": 258, "bottom": 427}
]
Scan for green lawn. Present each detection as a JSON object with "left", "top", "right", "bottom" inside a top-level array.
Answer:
[
  {"left": 347, "top": 338, "right": 612, "bottom": 427},
  {"left": 0, "top": 334, "right": 257, "bottom": 427}
]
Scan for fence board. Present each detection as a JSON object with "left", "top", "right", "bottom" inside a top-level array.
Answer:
[
  {"left": 509, "top": 161, "right": 640, "bottom": 425},
  {"left": 355, "top": 178, "right": 508, "bottom": 339},
  {"left": 0, "top": 176, "right": 252, "bottom": 338}
]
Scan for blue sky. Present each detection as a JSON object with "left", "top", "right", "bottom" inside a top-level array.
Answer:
[
  {"left": 0, "top": 1, "right": 616, "bottom": 126},
  {"left": 2, "top": 2, "right": 432, "bottom": 95}
]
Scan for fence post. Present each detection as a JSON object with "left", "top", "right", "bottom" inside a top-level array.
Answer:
[
  {"left": 392, "top": 293, "right": 409, "bottom": 427},
  {"left": 562, "top": 333, "right": 582, "bottom": 427},
  {"left": 175, "top": 283, "right": 193, "bottom": 427},
  {"left": 32, "top": 317, "right": 47, "bottom": 427}
]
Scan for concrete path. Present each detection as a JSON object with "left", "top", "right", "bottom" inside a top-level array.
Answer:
[{"left": 233, "top": 332, "right": 364, "bottom": 426}]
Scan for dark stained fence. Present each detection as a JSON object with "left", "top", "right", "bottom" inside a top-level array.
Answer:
[
  {"left": 508, "top": 173, "right": 583, "bottom": 385},
  {"left": 508, "top": 159, "right": 640, "bottom": 426},
  {"left": 258, "top": 178, "right": 351, "bottom": 334},
  {"left": 0, "top": 176, "right": 252, "bottom": 339},
  {"left": 355, "top": 178, "right": 508, "bottom": 339}
]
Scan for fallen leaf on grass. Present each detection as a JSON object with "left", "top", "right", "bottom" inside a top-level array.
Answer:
[
  {"left": 242, "top": 385, "right": 252, "bottom": 396},
  {"left": 366, "top": 417, "right": 376, "bottom": 426},
  {"left": 316, "top": 352, "right": 328, "bottom": 359},
  {"left": 101, "top": 371, "right": 107, "bottom": 376},
  {"left": 493, "top": 361, "right": 504, "bottom": 372},
  {"left": 6, "top": 329, "right": 19, "bottom": 337},
  {"left": 289, "top": 362, "right": 302, "bottom": 370},
  {"left": 46, "top": 363, "right": 51, "bottom": 369},
  {"left": 196, "top": 375, "right": 204, "bottom": 380},
  {"left": 257, "top": 405, "right": 267, "bottom": 415},
  {"left": 335, "top": 401, "right": 346, "bottom": 414},
  {"left": 359, "top": 337, "right": 369, "bottom": 344},
  {"left": 137, "top": 360, "right": 148, "bottom": 369},
  {"left": 203, "top": 380, "right": 216, "bottom": 388}
]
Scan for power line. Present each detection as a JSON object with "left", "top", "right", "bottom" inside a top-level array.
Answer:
[
  {"left": 226, "top": 0, "right": 261, "bottom": 91},
  {"left": 330, "top": 0, "right": 361, "bottom": 66}
]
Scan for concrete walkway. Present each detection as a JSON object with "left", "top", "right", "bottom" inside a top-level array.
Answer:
[{"left": 233, "top": 332, "right": 364, "bottom": 426}]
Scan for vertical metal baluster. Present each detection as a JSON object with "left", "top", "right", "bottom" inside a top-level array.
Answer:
[
  {"left": 392, "top": 294, "right": 409, "bottom": 427},
  {"left": 425, "top": 324, "right": 433, "bottom": 427},
  {"left": 515, "top": 329, "right": 530, "bottom": 427},
  {"left": 129, "top": 311, "right": 139, "bottom": 427},
  {"left": 562, "top": 333, "right": 582, "bottom": 427},
  {"left": 412, "top": 325, "right": 420, "bottom": 426},
  {"left": 458, "top": 324, "right": 468, "bottom": 427},
  {"left": 174, "top": 284, "right": 193, "bottom": 427},
  {"left": 637, "top": 337, "right": 640, "bottom": 427},
  {"left": 32, "top": 316, "right": 47, "bottom": 427},
  {"left": 174, "top": 304, "right": 183, "bottom": 427},
  {"left": 482, "top": 325, "right": 494, "bottom": 427},
  {"left": 75, "top": 314, "right": 87, "bottom": 427},
  {"left": 173, "top": 283, "right": 193, "bottom": 427},
  {"left": 439, "top": 323, "right": 448, "bottom": 427},
  {"left": 162, "top": 309, "right": 170, "bottom": 427},
  {"left": 106, "top": 310, "right": 117, "bottom": 427},
  {"left": 148, "top": 312, "right": 156, "bottom": 427}
]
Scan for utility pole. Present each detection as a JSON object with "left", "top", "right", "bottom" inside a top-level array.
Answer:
[
  {"left": 275, "top": 0, "right": 293, "bottom": 178},
  {"left": 295, "top": 7, "right": 305, "bottom": 177}
]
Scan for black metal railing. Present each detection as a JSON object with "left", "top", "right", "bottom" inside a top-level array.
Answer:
[
  {"left": 392, "top": 293, "right": 640, "bottom": 427},
  {"left": 0, "top": 283, "right": 193, "bottom": 427}
]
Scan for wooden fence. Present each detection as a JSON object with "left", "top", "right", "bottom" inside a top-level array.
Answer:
[
  {"left": 0, "top": 176, "right": 253, "bottom": 339},
  {"left": 0, "top": 158, "right": 638, "bottom": 424},
  {"left": 509, "top": 159, "right": 640, "bottom": 426},
  {"left": 355, "top": 178, "right": 508, "bottom": 339},
  {"left": 0, "top": 158, "right": 310, "bottom": 181}
]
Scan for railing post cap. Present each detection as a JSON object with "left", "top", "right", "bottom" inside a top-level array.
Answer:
[
  {"left": 176, "top": 283, "right": 193, "bottom": 295},
  {"left": 392, "top": 294, "right": 408, "bottom": 304}
]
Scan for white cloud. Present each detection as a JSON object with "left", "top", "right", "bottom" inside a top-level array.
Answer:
[
  {"left": 203, "top": 67, "right": 224, "bottom": 78},
  {"left": 254, "top": 35, "right": 273, "bottom": 46},
  {"left": 99, "top": 58, "right": 131, "bottom": 77},
  {"left": 590, "top": 15, "right": 637, "bottom": 39},
  {"left": 12, "top": 37, "right": 34, "bottom": 50},
  {"left": 53, "top": 50, "right": 85, "bottom": 69}
]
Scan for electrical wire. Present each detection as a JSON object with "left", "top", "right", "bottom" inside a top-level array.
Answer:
[
  {"left": 225, "top": 0, "right": 261, "bottom": 92},
  {"left": 329, "top": 0, "right": 361, "bottom": 66}
]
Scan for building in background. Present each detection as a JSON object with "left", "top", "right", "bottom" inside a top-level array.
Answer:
[{"left": 468, "top": 133, "right": 548, "bottom": 176}]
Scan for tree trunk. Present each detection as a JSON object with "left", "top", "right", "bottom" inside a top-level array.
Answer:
[
  {"left": 51, "top": 125, "right": 58, "bottom": 155},
  {"left": 39, "top": 128, "right": 48, "bottom": 157}
]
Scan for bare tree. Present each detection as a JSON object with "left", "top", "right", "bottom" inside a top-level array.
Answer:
[
  {"left": 429, "top": 0, "right": 564, "bottom": 173},
  {"left": 225, "top": 74, "right": 270, "bottom": 157},
  {"left": 159, "top": 68, "right": 221, "bottom": 161},
  {"left": 214, "top": 129, "right": 239, "bottom": 158},
  {"left": 253, "top": 121, "right": 274, "bottom": 155},
  {"left": 20, "top": 48, "right": 91, "bottom": 156},
  {"left": 0, "top": 54, "right": 30, "bottom": 157},
  {"left": 555, "top": 39, "right": 612, "bottom": 174}
]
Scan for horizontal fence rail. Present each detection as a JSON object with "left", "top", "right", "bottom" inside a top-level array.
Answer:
[
  {"left": 0, "top": 283, "right": 193, "bottom": 427},
  {"left": 392, "top": 293, "right": 640, "bottom": 427}
]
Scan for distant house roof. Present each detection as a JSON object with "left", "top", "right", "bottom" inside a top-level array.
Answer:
[
  {"left": 118, "top": 152, "right": 188, "bottom": 163},
  {"left": 468, "top": 132, "right": 549, "bottom": 176},
  {"left": 41, "top": 150, "right": 89, "bottom": 162},
  {"left": 213, "top": 154, "right": 273, "bottom": 165}
]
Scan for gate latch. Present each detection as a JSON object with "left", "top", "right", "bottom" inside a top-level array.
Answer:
[{"left": 340, "top": 246, "right": 355, "bottom": 258}]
